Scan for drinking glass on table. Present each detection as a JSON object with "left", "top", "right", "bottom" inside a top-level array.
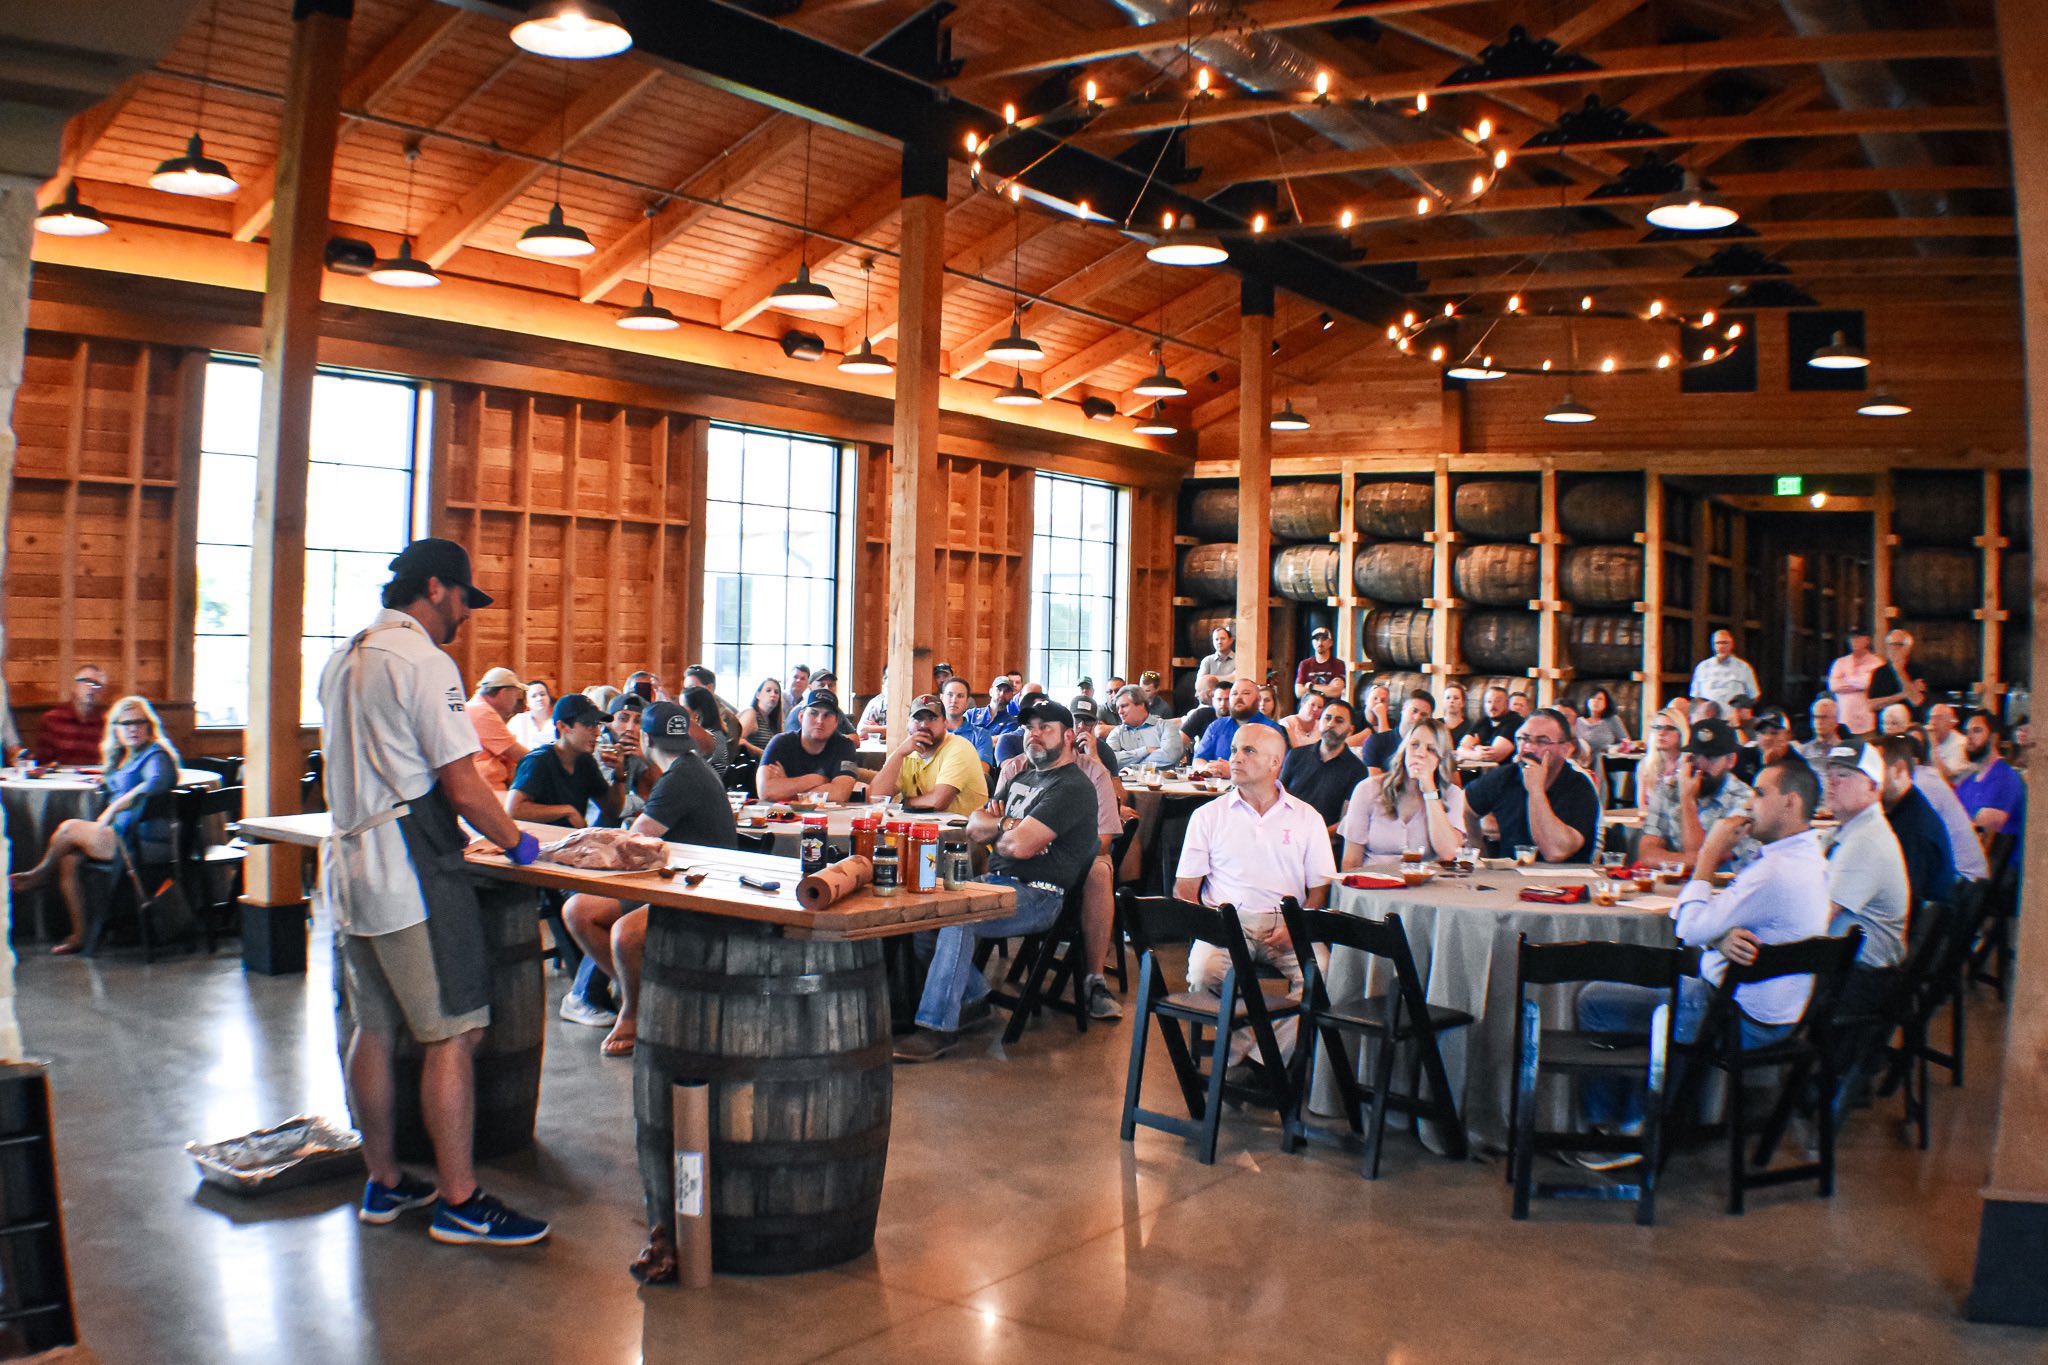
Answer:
[
  {"left": 1513, "top": 844, "right": 1538, "bottom": 867},
  {"left": 1599, "top": 850, "right": 1628, "bottom": 875},
  {"left": 1592, "top": 879, "right": 1620, "bottom": 906},
  {"left": 1402, "top": 839, "right": 1427, "bottom": 865}
]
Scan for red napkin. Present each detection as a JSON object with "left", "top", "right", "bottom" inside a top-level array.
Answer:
[
  {"left": 1519, "top": 883, "right": 1590, "bottom": 904},
  {"left": 1343, "top": 872, "right": 1409, "bottom": 890}
]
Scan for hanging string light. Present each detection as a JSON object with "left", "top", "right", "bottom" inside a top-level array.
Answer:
[
  {"left": 616, "top": 204, "right": 680, "bottom": 329},
  {"left": 370, "top": 143, "right": 440, "bottom": 288},
  {"left": 768, "top": 123, "right": 837, "bottom": 312},
  {"left": 838, "top": 257, "right": 894, "bottom": 374},
  {"left": 150, "top": 0, "right": 238, "bottom": 197}
]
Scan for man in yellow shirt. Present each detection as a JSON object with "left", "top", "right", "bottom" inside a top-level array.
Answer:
[{"left": 872, "top": 693, "right": 988, "bottom": 815}]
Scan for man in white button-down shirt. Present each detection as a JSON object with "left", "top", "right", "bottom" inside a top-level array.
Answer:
[
  {"left": 1689, "top": 629, "right": 1761, "bottom": 708},
  {"left": 1175, "top": 725, "right": 1337, "bottom": 1062}
]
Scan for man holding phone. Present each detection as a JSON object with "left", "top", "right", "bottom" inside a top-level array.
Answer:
[
  {"left": 1638, "top": 719, "right": 1759, "bottom": 872},
  {"left": 1460, "top": 709, "right": 1599, "bottom": 862}
]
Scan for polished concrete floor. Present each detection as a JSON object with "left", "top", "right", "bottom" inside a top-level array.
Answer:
[{"left": 14, "top": 926, "right": 2048, "bottom": 1365}]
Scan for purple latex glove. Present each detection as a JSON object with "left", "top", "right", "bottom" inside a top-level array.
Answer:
[{"left": 506, "top": 832, "right": 542, "bottom": 866}]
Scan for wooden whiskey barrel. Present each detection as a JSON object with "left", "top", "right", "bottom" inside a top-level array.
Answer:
[
  {"left": 1453, "top": 481, "right": 1539, "bottom": 542},
  {"left": 1560, "top": 545, "right": 1644, "bottom": 608},
  {"left": 1271, "top": 482, "right": 1342, "bottom": 540},
  {"left": 2001, "top": 627, "right": 2031, "bottom": 686},
  {"left": 1184, "top": 611, "right": 1236, "bottom": 656},
  {"left": 1185, "top": 487, "right": 1240, "bottom": 539},
  {"left": 1364, "top": 608, "right": 1435, "bottom": 669},
  {"left": 1364, "top": 671, "right": 1431, "bottom": 705},
  {"left": 1895, "top": 619, "right": 1979, "bottom": 689},
  {"left": 1354, "top": 542, "right": 1435, "bottom": 603},
  {"left": 2002, "top": 552, "right": 2031, "bottom": 618},
  {"left": 2004, "top": 480, "right": 2030, "bottom": 547},
  {"left": 1461, "top": 674, "right": 1533, "bottom": 702},
  {"left": 1453, "top": 544, "right": 1539, "bottom": 607},
  {"left": 1891, "top": 478, "right": 1981, "bottom": 547},
  {"left": 1354, "top": 481, "right": 1434, "bottom": 539},
  {"left": 634, "top": 913, "right": 892, "bottom": 1275},
  {"left": 334, "top": 882, "right": 543, "bottom": 1163},
  {"left": 1272, "top": 544, "right": 1341, "bottom": 601},
  {"left": 1559, "top": 477, "right": 1646, "bottom": 543},
  {"left": 1179, "top": 543, "right": 1238, "bottom": 602},
  {"left": 1566, "top": 614, "right": 1644, "bottom": 675},
  {"left": 1891, "top": 548, "right": 1980, "bottom": 617},
  {"left": 1461, "top": 612, "right": 1540, "bottom": 673}
]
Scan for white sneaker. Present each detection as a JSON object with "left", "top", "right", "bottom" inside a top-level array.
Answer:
[
  {"left": 558, "top": 993, "right": 618, "bottom": 1028},
  {"left": 1085, "top": 975, "right": 1124, "bottom": 1021}
]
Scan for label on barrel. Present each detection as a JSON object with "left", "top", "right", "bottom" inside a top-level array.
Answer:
[{"left": 674, "top": 1149, "right": 704, "bottom": 1220}]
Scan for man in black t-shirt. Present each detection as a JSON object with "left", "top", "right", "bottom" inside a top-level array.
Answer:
[
  {"left": 1457, "top": 685, "right": 1523, "bottom": 764},
  {"left": 1462, "top": 708, "right": 1600, "bottom": 862},
  {"left": 1868, "top": 628, "right": 1927, "bottom": 720},
  {"left": 758, "top": 689, "right": 860, "bottom": 802},
  {"left": 895, "top": 698, "right": 1101, "bottom": 1062},
  {"left": 508, "top": 694, "right": 627, "bottom": 828},
  {"left": 1179, "top": 681, "right": 1230, "bottom": 749},
  {"left": 561, "top": 699, "right": 739, "bottom": 1058},
  {"left": 1280, "top": 698, "right": 1367, "bottom": 832}
]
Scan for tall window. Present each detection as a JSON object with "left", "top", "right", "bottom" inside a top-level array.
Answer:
[
  {"left": 195, "top": 359, "right": 422, "bottom": 727},
  {"left": 1030, "top": 473, "right": 1127, "bottom": 694},
  {"left": 701, "top": 423, "right": 842, "bottom": 693}
]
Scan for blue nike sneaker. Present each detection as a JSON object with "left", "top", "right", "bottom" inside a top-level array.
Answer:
[
  {"left": 359, "top": 1172, "right": 438, "bottom": 1225},
  {"left": 427, "top": 1189, "right": 550, "bottom": 1247}
]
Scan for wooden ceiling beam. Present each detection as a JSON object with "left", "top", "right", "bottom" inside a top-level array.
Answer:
[
  {"left": 1415, "top": 255, "right": 2019, "bottom": 294},
  {"left": 230, "top": 2, "right": 468, "bottom": 242},
  {"left": 415, "top": 65, "right": 662, "bottom": 269},
  {"left": 718, "top": 176, "right": 903, "bottom": 331},
  {"left": 947, "top": 239, "right": 1153, "bottom": 379},
  {"left": 1039, "top": 273, "right": 1240, "bottom": 399},
  {"left": 576, "top": 114, "right": 808, "bottom": 303},
  {"left": 36, "top": 72, "right": 146, "bottom": 209},
  {"left": 1380, "top": 214, "right": 2014, "bottom": 265},
  {"left": 1197, "top": 319, "right": 1373, "bottom": 422}
]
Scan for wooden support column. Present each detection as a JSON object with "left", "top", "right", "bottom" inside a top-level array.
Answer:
[
  {"left": 1534, "top": 463, "right": 1563, "bottom": 706},
  {"left": 1872, "top": 469, "right": 1895, "bottom": 630},
  {"left": 884, "top": 142, "right": 945, "bottom": 744},
  {"left": 1978, "top": 468, "right": 2006, "bottom": 710},
  {"left": 1235, "top": 278, "right": 1275, "bottom": 688},
  {"left": 242, "top": 0, "right": 349, "bottom": 945},
  {"left": 1966, "top": 7, "right": 2048, "bottom": 1326},
  {"left": 1639, "top": 472, "right": 1665, "bottom": 736}
]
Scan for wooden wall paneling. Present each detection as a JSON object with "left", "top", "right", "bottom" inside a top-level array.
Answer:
[
  {"left": 1693, "top": 496, "right": 1714, "bottom": 666},
  {"left": 849, "top": 441, "right": 890, "bottom": 693},
  {"left": 120, "top": 346, "right": 149, "bottom": 690},
  {"left": 59, "top": 339, "right": 83, "bottom": 684},
  {"left": 1126, "top": 482, "right": 1177, "bottom": 686},
  {"left": 1335, "top": 466, "right": 1360, "bottom": 683},
  {"left": 510, "top": 395, "right": 533, "bottom": 675},
  {"left": 646, "top": 414, "right": 669, "bottom": 681},
  {"left": 604, "top": 408, "right": 627, "bottom": 686},
  {"left": 1980, "top": 468, "right": 2005, "bottom": 708},
  {"left": 1012, "top": 464, "right": 1035, "bottom": 677}
]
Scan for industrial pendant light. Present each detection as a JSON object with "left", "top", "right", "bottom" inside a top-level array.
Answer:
[
  {"left": 371, "top": 145, "right": 441, "bottom": 288},
  {"left": 838, "top": 257, "right": 894, "bottom": 374},
  {"left": 150, "top": 1, "right": 237, "bottom": 198},
  {"left": 1543, "top": 392, "right": 1596, "bottom": 424},
  {"left": 770, "top": 125, "right": 838, "bottom": 313},
  {"left": 1445, "top": 353, "right": 1506, "bottom": 380},
  {"left": 1130, "top": 267, "right": 1185, "bottom": 398},
  {"left": 1808, "top": 330, "right": 1870, "bottom": 369},
  {"left": 616, "top": 206, "right": 679, "bottom": 329},
  {"left": 1146, "top": 213, "right": 1228, "bottom": 267},
  {"left": 1133, "top": 402, "right": 1178, "bottom": 435},
  {"left": 992, "top": 370, "right": 1043, "bottom": 406},
  {"left": 511, "top": 1, "right": 633, "bottom": 59},
  {"left": 1270, "top": 398, "right": 1310, "bottom": 431},
  {"left": 34, "top": 183, "right": 109, "bottom": 237},
  {"left": 518, "top": 72, "right": 596, "bottom": 257},
  {"left": 1644, "top": 171, "right": 1738, "bottom": 231},
  {"left": 985, "top": 205, "right": 1043, "bottom": 364},
  {"left": 1857, "top": 389, "right": 1911, "bottom": 417}
]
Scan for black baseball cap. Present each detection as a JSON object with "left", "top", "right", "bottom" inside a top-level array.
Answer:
[
  {"left": 800, "top": 687, "right": 842, "bottom": 716},
  {"left": 642, "top": 701, "right": 692, "bottom": 741},
  {"left": 1751, "top": 708, "right": 1790, "bottom": 733},
  {"left": 1685, "top": 718, "right": 1738, "bottom": 758},
  {"left": 1077, "top": 677, "right": 1094, "bottom": 689},
  {"left": 553, "top": 694, "right": 606, "bottom": 728},
  {"left": 1019, "top": 697, "right": 1075, "bottom": 728},
  {"left": 1310, "top": 626, "right": 1332, "bottom": 640},
  {"left": 607, "top": 692, "right": 645, "bottom": 717},
  {"left": 934, "top": 661, "right": 953, "bottom": 676},
  {"left": 388, "top": 538, "right": 491, "bottom": 608}
]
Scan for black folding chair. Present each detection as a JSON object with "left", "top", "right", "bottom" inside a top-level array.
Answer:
[
  {"left": 178, "top": 783, "right": 249, "bottom": 953},
  {"left": 1664, "top": 929, "right": 1864, "bottom": 1214},
  {"left": 976, "top": 870, "right": 1093, "bottom": 1044},
  {"left": 186, "top": 755, "right": 243, "bottom": 786},
  {"left": 81, "top": 790, "right": 187, "bottom": 960},
  {"left": 1875, "top": 889, "right": 1984, "bottom": 1148},
  {"left": 1968, "top": 833, "right": 2019, "bottom": 1002},
  {"left": 1505, "top": 937, "right": 1686, "bottom": 1223},
  {"left": 1118, "top": 891, "right": 1301, "bottom": 1164}
]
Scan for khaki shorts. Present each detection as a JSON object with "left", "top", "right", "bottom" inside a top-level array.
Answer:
[{"left": 342, "top": 923, "right": 490, "bottom": 1044}]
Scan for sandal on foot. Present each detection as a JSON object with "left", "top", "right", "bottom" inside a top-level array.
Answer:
[
  {"left": 601, "top": 1031, "right": 636, "bottom": 1058},
  {"left": 629, "top": 1225, "right": 678, "bottom": 1285}
]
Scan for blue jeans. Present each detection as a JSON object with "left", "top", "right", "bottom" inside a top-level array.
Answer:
[
  {"left": 571, "top": 956, "right": 615, "bottom": 1011},
  {"left": 1577, "top": 976, "right": 1793, "bottom": 1131},
  {"left": 914, "top": 874, "right": 1065, "bottom": 1032}
]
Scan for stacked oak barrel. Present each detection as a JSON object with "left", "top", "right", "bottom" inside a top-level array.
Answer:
[
  {"left": 1999, "top": 475, "right": 2029, "bottom": 701},
  {"left": 1178, "top": 481, "right": 1342, "bottom": 705},
  {"left": 1447, "top": 478, "right": 1544, "bottom": 701},
  {"left": 1557, "top": 475, "right": 1648, "bottom": 725},
  {"left": 1888, "top": 472, "right": 1986, "bottom": 703},
  {"left": 1353, "top": 478, "right": 1437, "bottom": 703}
]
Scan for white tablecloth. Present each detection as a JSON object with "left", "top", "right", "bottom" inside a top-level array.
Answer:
[{"left": 1, "top": 768, "right": 222, "bottom": 938}]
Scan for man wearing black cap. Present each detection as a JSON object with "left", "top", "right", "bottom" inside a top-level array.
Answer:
[
  {"left": 758, "top": 688, "right": 859, "bottom": 802},
  {"left": 895, "top": 697, "right": 1102, "bottom": 1061},
  {"left": 1461, "top": 708, "right": 1600, "bottom": 863},
  {"left": 1638, "top": 717, "right": 1760, "bottom": 871},
  {"left": 1295, "top": 625, "right": 1346, "bottom": 701},
  {"left": 508, "top": 694, "right": 629, "bottom": 830},
  {"left": 318, "top": 537, "right": 548, "bottom": 1247},
  {"left": 1734, "top": 708, "right": 1794, "bottom": 785},
  {"left": 561, "top": 697, "right": 738, "bottom": 1060},
  {"left": 872, "top": 693, "right": 988, "bottom": 815}
]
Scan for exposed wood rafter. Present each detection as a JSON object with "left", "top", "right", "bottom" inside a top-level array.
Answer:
[{"left": 719, "top": 176, "right": 902, "bottom": 331}]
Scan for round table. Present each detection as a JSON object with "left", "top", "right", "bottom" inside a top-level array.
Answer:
[
  {"left": 1, "top": 767, "right": 222, "bottom": 940},
  {"left": 1320, "top": 864, "right": 1678, "bottom": 1154}
]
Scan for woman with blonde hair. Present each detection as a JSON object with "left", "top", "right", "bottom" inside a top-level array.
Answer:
[
  {"left": 8, "top": 695, "right": 180, "bottom": 954},
  {"left": 1636, "top": 705, "right": 1690, "bottom": 794},
  {"left": 1339, "top": 718, "right": 1467, "bottom": 866},
  {"left": 1256, "top": 682, "right": 1282, "bottom": 719},
  {"left": 1280, "top": 689, "right": 1324, "bottom": 748}
]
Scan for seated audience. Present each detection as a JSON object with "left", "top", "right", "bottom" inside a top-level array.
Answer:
[
  {"left": 1192, "top": 679, "right": 1286, "bottom": 775},
  {"left": 1508, "top": 689, "right": 1534, "bottom": 722},
  {"left": 1256, "top": 683, "right": 1282, "bottom": 720},
  {"left": 963, "top": 676, "right": 1021, "bottom": 758},
  {"left": 758, "top": 689, "right": 860, "bottom": 803},
  {"left": 1362, "top": 690, "right": 1433, "bottom": 775},
  {"left": 508, "top": 694, "right": 627, "bottom": 829},
  {"left": 1819, "top": 742, "right": 1913, "bottom": 970},
  {"left": 1104, "top": 685, "right": 1185, "bottom": 771},
  {"left": 736, "top": 677, "right": 785, "bottom": 761},
  {"left": 1637, "top": 706, "right": 1689, "bottom": 793},
  {"left": 683, "top": 664, "right": 744, "bottom": 749},
  {"left": 1575, "top": 687, "right": 1629, "bottom": 760},
  {"left": 1914, "top": 752, "right": 1990, "bottom": 883},
  {"left": 1955, "top": 711, "right": 2025, "bottom": 867},
  {"left": 1925, "top": 703, "right": 1966, "bottom": 780},
  {"left": 1338, "top": 719, "right": 1467, "bottom": 865},
  {"left": 1439, "top": 682, "right": 1472, "bottom": 743},
  {"left": 1175, "top": 724, "right": 1336, "bottom": 1066},
  {"left": 1139, "top": 670, "right": 1174, "bottom": 719},
  {"left": 10, "top": 695, "right": 178, "bottom": 954},
  {"left": 1734, "top": 708, "right": 1794, "bottom": 785},
  {"left": 1638, "top": 719, "right": 1759, "bottom": 872},
  {"left": 1179, "top": 681, "right": 1230, "bottom": 749},
  {"left": 1457, "top": 685, "right": 1521, "bottom": 764},
  {"left": 466, "top": 667, "right": 529, "bottom": 793},
  {"left": 1575, "top": 760, "right": 1831, "bottom": 1156},
  {"left": 1461, "top": 709, "right": 1600, "bottom": 862},
  {"left": 894, "top": 700, "right": 1103, "bottom": 1062},
  {"left": 1279, "top": 697, "right": 1366, "bottom": 832},
  {"left": 1879, "top": 703, "right": 1914, "bottom": 737},
  {"left": 1355, "top": 682, "right": 1392, "bottom": 735},
  {"left": 36, "top": 664, "right": 107, "bottom": 766},
  {"left": 1798, "top": 696, "right": 1845, "bottom": 767},
  {"left": 856, "top": 668, "right": 891, "bottom": 739},
  {"left": 508, "top": 678, "right": 556, "bottom": 749},
  {"left": 560, "top": 698, "right": 738, "bottom": 1058},
  {"left": 1279, "top": 690, "right": 1325, "bottom": 749},
  {"left": 1875, "top": 736, "right": 1955, "bottom": 910},
  {"left": 872, "top": 693, "right": 988, "bottom": 815}
]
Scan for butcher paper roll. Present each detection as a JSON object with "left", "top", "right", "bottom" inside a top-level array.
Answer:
[{"left": 795, "top": 855, "right": 873, "bottom": 911}]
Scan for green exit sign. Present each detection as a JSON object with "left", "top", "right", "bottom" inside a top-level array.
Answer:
[{"left": 1776, "top": 476, "right": 1804, "bottom": 496}]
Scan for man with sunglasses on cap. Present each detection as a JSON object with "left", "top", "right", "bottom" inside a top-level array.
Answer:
[
  {"left": 36, "top": 664, "right": 107, "bottom": 767},
  {"left": 319, "top": 538, "right": 548, "bottom": 1247},
  {"left": 758, "top": 688, "right": 860, "bottom": 803},
  {"left": 873, "top": 693, "right": 988, "bottom": 815},
  {"left": 464, "top": 667, "right": 530, "bottom": 794},
  {"left": 1639, "top": 718, "right": 1760, "bottom": 873},
  {"left": 1295, "top": 626, "right": 1347, "bottom": 701}
]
